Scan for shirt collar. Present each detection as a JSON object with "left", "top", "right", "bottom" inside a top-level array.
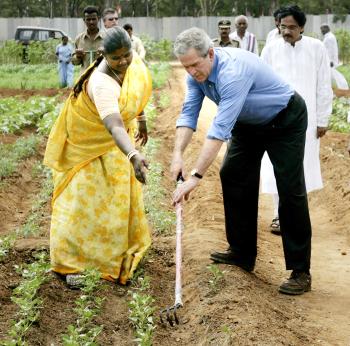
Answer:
[
  {"left": 207, "top": 50, "right": 219, "bottom": 83},
  {"left": 83, "top": 29, "right": 103, "bottom": 40}
]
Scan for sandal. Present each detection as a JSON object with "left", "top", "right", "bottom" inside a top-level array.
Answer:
[
  {"left": 66, "top": 274, "right": 84, "bottom": 289},
  {"left": 270, "top": 217, "right": 281, "bottom": 235}
]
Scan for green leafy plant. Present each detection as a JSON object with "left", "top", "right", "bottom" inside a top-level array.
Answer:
[
  {"left": 329, "top": 97, "right": 350, "bottom": 133},
  {"left": 334, "top": 29, "right": 350, "bottom": 65},
  {"left": 4, "top": 252, "right": 50, "bottom": 345},
  {"left": 141, "top": 35, "right": 173, "bottom": 62},
  {"left": 149, "top": 62, "right": 171, "bottom": 89},
  {"left": 207, "top": 264, "right": 225, "bottom": 293},
  {"left": 61, "top": 269, "right": 104, "bottom": 346},
  {"left": 158, "top": 91, "right": 171, "bottom": 110},
  {"left": 0, "top": 135, "right": 40, "bottom": 179},
  {"left": 128, "top": 276, "right": 156, "bottom": 346}
]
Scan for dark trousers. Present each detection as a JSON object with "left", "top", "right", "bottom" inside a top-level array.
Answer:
[{"left": 219, "top": 93, "right": 312, "bottom": 271}]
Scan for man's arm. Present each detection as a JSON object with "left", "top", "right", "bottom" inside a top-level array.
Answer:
[
  {"left": 172, "top": 137, "right": 223, "bottom": 204},
  {"left": 71, "top": 36, "right": 84, "bottom": 66}
]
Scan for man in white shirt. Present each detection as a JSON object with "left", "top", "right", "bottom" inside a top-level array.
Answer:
[
  {"left": 266, "top": 9, "right": 282, "bottom": 45},
  {"left": 229, "top": 15, "right": 258, "bottom": 54},
  {"left": 320, "top": 24, "right": 339, "bottom": 67},
  {"left": 260, "top": 6, "right": 333, "bottom": 241},
  {"left": 123, "top": 23, "right": 146, "bottom": 60}
]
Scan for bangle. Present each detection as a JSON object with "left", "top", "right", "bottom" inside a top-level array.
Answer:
[
  {"left": 136, "top": 115, "right": 146, "bottom": 122},
  {"left": 127, "top": 149, "right": 139, "bottom": 161}
]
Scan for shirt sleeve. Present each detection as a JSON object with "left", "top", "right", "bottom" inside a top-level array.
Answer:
[
  {"left": 176, "top": 76, "right": 204, "bottom": 131},
  {"left": 88, "top": 72, "right": 121, "bottom": 120},
  {"left": 207, "top": 71, "right": 254, "bottom": 141},
  {"left": 316, "top": 43, "right": 333, "bottom": 127},
  {"left": 253, "top": 36, "right": 259, "bottom": 55}
]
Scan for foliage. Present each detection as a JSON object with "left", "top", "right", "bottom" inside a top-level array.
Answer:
[
  {"left": 1, "top": 0, "right": 350, "bottom": 17},
  {"left": 0, "top": 135, "right": 40, "bottom": 179},
  {"left": 329, "top": 97, "right": 350, "bottom": 133},
  {"left": 336, "top": 65, "right": 350, "bottom": 85},
  {"left": 36, "top": 103, "right": 62, "bottom": 135},
  {"left": 128, "top": 276, "right": 156, "bottom": 346},
  {"left": 0, "top": 234, "right": 16, "bottom": 261},
  {"left": 149, "top": 62, "right": 171, "bottom": 89},
  {"left": 0, "top": 96, "right": 58, "bottom": 134},
  {"left": 207, "top": 264, "right": 225, "bottom": 293},
  {"left": 3, "top": 252, "right": 50, "bottom": 345},
  {"left": 0, "top": 63, "right": 79, "bottom": 89},
  {"left": 334, "top": 30, "right": 350, "bottom": 65},
  {"left": 62, "top": 269, "right": 104, "bottom": 346},
  {"left": 141, "top": 35, "right": 173, "bottom": 61},
  {"left": 158, "top": 91, "right": 171, "bottom": 109}
]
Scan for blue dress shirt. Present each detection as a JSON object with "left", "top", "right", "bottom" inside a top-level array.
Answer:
[{"left": 176, "top": 47, "right": 294, "bottom": 141}]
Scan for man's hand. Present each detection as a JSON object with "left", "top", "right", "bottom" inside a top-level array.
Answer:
[
  {"left": 75, "top": 48, "right": 85, "bottom": 59},
  {"left": 172, "top": 177, "right": 199, "bottom": 205},
  {"left": 97, "top": 47, "right": 104, "bottom": 56},
  {"left": 330, "top": 62, "right": 334, "bottom": 68},
  {"left": 170, "top": 152, "right": 185, "bottom": 181},
  {"left": 317, "top": 126, "right": 327, "bottom": 138}
]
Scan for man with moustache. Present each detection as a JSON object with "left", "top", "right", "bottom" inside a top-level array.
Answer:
[
  {"left": 212, "top": 20, "right": 239, "bottom": 48},
  {"left": 72, "top": 6, "right": 105, "bottom": 72},
  {"left": 260, "top": 5, "right": 332, "bottom": 236},
  {"left": 171, "top": 27, "right": 313, "bottom": 295}
]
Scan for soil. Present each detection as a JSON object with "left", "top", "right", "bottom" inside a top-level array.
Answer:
[{"left": 0, "top": 68, "right": 349, "bottom": 345}]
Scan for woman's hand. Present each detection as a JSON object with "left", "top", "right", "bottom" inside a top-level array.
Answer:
[
  {"left": 135, "top": 121, "right": 148, "bottom": 146},
  {"left": 130, "top": 153, "right": 149, "bottom": 184}
]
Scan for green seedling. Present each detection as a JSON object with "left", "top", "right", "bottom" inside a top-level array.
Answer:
[
  {"left": 4, "top": 252, "right": 50, "bottom": 345},
  {"left": 61, "top": 269, "right": 104, "bottom": 346},
  {"left": 128, "top": 276, "right": 156, "bottom": 346},
  {"left": 207, "top": 263, "right": 225, "bottom": 293}
]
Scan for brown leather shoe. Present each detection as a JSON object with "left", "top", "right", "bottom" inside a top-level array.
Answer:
[
  {"left": 279, "top": 271, "right": 311, "bottom": 295},
  {"left": 210, "top": 249, "right": 255, "bottom": 272}
]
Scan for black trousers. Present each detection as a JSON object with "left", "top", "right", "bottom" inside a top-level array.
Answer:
[{"left": 220, "top": 93, "right": 312, "bottom": 271}]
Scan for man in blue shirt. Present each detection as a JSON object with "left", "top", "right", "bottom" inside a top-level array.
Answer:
[
  {"left": 171, "top": 27, "right": 312, "bottom": 295},
  {"left": 55, "top": 36, "right": 74, "bottom": 88}
]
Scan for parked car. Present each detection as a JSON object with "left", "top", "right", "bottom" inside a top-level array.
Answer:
[
  {"left": 15, "top": 26, "right": 68, "bottom": 44},
  {"left": 15, "top": 26, "right": 69, "bottom": 63}
]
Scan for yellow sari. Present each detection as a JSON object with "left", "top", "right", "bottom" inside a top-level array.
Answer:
[{"left": 44, "top": 55, "right": 152, "bottom": 284}]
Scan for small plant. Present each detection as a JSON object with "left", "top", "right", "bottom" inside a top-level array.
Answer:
[
  {"left": 329, "top": 97, "right": 350, "bottom": 133},
  {"left": 61, "top": 269, "right": 104, "bottom": 346},
  {"left": 0, "top": 234, "right": 16, "bottom": 261},
  {"left": 207, "top": 264, "right": 225, "bottom": 293},
  {"left": 128, "top": 276, "right": 156, "bottom": 346},
  {"left": 4, "top": 252, "right": 50, "bottom": 345},
  {"left": 158, "top": 91, "right": 171, "bottom": 110}
]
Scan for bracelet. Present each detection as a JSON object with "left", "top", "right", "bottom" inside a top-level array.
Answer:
[
  {"left": 136, "top": 115, "right": 147, "bottom": 122},
  {"left": 127, "top": 149, "right": 139, "bottom": 161}
]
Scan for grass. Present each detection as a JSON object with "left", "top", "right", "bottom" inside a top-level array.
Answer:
[
  {"left": 0, "top": 64, "right": 80, "bottom": 89},
  {"left": 0, "top": 135, "right": 41, "bottom": 179}
]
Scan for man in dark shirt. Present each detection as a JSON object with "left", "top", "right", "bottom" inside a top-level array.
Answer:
[{"left": 212, "top": 20, "right": 240, "bottom": 48}]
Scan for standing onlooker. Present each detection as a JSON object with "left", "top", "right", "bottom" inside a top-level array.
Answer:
[
  {"left": 102, "top": 8, "right": 119, "bottom": 29},
  {"left": 212, "top": 20, "right": 239, "bottom": 48},
  {"left": 260, "top": 5, "right": 333, "bottom": 235},
  {"left": 320, "top": 24, "right": 339, "bottom": 67},
  {"left": 55, "top": 36, "right": 74, "bottom": 88},
  {"left": 123, "top": 23, "right": 146, "bottom": 60},
  {"left": 229, "top": 15, "right": 258, "bottom": 54},
  {"left": 266, "top": 9, "right": 282, "bottom": 45},
  {"left": 72, "top": 6, "right": 105, "bottom": 72}
]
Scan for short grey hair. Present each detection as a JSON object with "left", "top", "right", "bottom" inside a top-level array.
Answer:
[
  {"left": 174, "top": 27, "right": 213, "bottom": 57},
  {"left": 235, "top": 15, "right": 248, "bottom": 25}
]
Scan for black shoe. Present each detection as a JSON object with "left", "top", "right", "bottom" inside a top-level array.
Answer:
[
  {"left": 270, "top": 217, "right": 281, "bottom": 235},
  {"left": 279, "top": 271, "right": 311, "bottom": 295},
  {"left": 210, "top": 249, "right": 255, "bottom": 272}
]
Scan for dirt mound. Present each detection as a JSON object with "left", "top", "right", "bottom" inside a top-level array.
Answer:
[{"left": 0, "top": 88, "right": 69, "bottom": 99}]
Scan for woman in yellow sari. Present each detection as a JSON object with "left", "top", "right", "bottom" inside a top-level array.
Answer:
[{"left": 44, "top": 27, "right": 152, "bottom": 286}]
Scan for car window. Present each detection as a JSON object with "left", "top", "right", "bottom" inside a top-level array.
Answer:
[
  {"left": 38, "top": 31, "right": 49, "bottom": 40},
  {"left": 54, "top": 31, "right": 64, "bottom": 39},
  {"left": 19, "top": 30, "right": 33, "bottom": 41}
]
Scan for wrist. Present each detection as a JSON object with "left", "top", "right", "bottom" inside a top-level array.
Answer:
[
  {"left": 127, "top": 149, "right": 139, "bottom": 161},
  {"left": 136, "top": 115, "right": 146, "bottom": 122},
  {"left": 190, "top": 169, "right": 203, "bottom": 179}
]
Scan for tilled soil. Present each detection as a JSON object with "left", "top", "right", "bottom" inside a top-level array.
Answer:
[{"left": 0, "top": 73, "right": 349, "bottom": 346}]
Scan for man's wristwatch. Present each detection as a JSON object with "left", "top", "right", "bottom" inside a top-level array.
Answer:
[{"left": 190, "top": 169, "right": 203, "bottom": 179}]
